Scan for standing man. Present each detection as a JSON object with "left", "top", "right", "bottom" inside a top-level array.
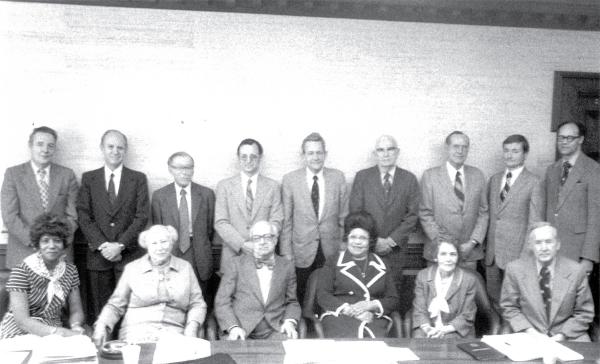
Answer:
[
  {"left": 1, "top": 126, "right": 78, "bottom": 267},
  {"left": 214, "top": 138, "right": 283, "bottom": 275},
  {"left": 419, "top": 131, "right": 488, "bottom": 270},
  {"left": 151, "top": 151, "right": 216, "bottom": 303},
  {"left": 280, "top": 132, "right": 349, "bottom": 303},
  {"left": 77, "top": 129, "right": 149, "bottom": 318},
  {"left": 349, "top": 135, "right": 419, "bottom": 296},
  {"left": 486, "top": 135, "right": 543, "bottom": 309}
]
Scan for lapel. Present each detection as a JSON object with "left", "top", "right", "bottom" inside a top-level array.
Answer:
[
  {"left": 463, "top": 166, "right": 475, "bottom": 212},
  {"left": 444, "top": 267, "right": 464, "bottom": 302},
  {"left": 368, "top": 167, "right": 387, "bottom": 209},
  {"left": 300, "top": 169, "right": 318, "bottom": 222},
  {"left": 232, "top": 175, "right": 246, "bottom": 219},
  {"left": 91, "top": 168, "right": 113, "bottom": 215},
  {"left": 438, "top": 165, "right": 461, "bottom": 209},
  {"left": 424, "top": 266, "right": 438, "bottom": 299},
  {"left": 557, "top": 156, "right": 587, "bottom": 210},
  {"left": 265, "top": 256, "right": 285, "bottom": 305},
  {"left": 46, "top": 163, "right": 61, "bottom": 210},
  {"left": 252, "top": 175, "right": 268, "bottom": 221},
  {"left": 321, "top": 168, "right": 333, "bottom": 222},
  {"left": 241, "top": 255, "right": 265, "bottom": 305},
  {"left": 549, "top": 257, "right": 571, "bottom": 324},
  {"left": 190, "top": 183, "right": 201, "bottom": 225},
  {"left": 21, "top": 163, "right": 44, "bottom": 211},
  {"left": 166, "top": 183, "right": 180, "bottom": 225},
  {"left": 523, "top": 257, "right": 549, "bottom": 326},
  {"left": 111, "top": 167, "right": 131, "bottom": 214},
  {"left": 337, "top": 251, "right": 372, "bottom": 300},
  {"left": 490, "top": 172, "right": 503, "bottom": 213},
  {"left": 364, "top": 254, "right": 387, "bottom": 289}
]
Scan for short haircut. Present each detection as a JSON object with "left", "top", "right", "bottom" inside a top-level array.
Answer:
[
  {"left": 250, "top": 220, "right": 279, "bottom": 237},
  {"left": 138, "top": 225, "right": 178, "bottom": 249},
  {"left": 375, "top": 135, "right": 398, "bottom": 149},
  {"left": 30, "top": 213, "right": 71, "bottom": 249},
  {"left": 237, "top": 138, "right": 263, "bottom": 156},
  {"left": 527, "top": 221, "right": 558, "bottom": 246},
  {"left": 343, "top": 211, "right": 378, "bottom": 252},
  {"left": 431, "top": 234, "right": 462, "bottom": 263},
  {"left": 28, "top": 126, "right": 58, "bottom": 145},
  {"left": 167, "top": 151, "right": 194, "bottom": 166},
  {"left": 502, "top": 134, "right": 530, "bottom": 153},
  {"left": 301, "top": 132, "right": 326, "bottom": 154},
  {"left": 445, "top": 131, "right": 469, "bottom": 146},
  {"left": 557, "top": 121, "right": 586, "bottom": 138},
  {"left": 101, "top": 129, "right": 128, "bottom": 148}
]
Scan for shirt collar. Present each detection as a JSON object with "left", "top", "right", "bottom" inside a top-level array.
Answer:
[
  {"left": 446, "top": 161, "right": 465, "bottom": 178},
  {"left": 306, "top": 167, "right": 324, "bottom": 181},
  {"left": 140, "top": 254, "right": 182, "bottom": 273},
  {"left": 379, "top": 166, "right": 396, "bottom": 180},
  {"left": 104, "top": 164, "right": 123, "bottom": 179},
  {"left": 174, "top": 183, "right": 191, "bottom": 196},
  {"left": 536, "top": 258, "right": 556, "bottom": 277},
  {"left": 241, "top": 172, "right": 258, "bottom": 185},
  {"left": 31, "top": 161, "right": 51, "bottom": 176},
  {"left": 505, "top": 165, "right": 524, "bottom": 180},
  {"left": 562, "top": 151, "right": 580, "bottom": 167}
]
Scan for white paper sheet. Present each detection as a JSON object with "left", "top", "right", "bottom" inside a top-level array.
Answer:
[
  {"left": 481, "top": 333, "right": 584, "bottom": 362},
  {"left": 152, "top": 333, "right": 211, "bottom": 364},
  {"left": 283, "top": 339, "right": 419, "bottom": 363}
]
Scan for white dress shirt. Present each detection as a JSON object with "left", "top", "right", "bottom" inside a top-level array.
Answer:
[
  {"left": 104, "top": 164, "right": 123, "bottom": 196},
  {"left": 31, "top": 162, "right": 50, "bottom": 189},
  {"left": 241, "top": 172, "right": 258, "bottom": 200},
  {"left": 306, "top": 167, "right": 325, "bottom": 219},
  {"left": 500, "top": 165, "right": 524, "bottom": 192},
  {"left": 446, "top": 162, "right": 466, "bottom": 189},
  {"left": 256, "top": 265, "right": 273, "bottom": 304},
  {"left": 379, "top": 166, "right": 396, "bottom": 185}
]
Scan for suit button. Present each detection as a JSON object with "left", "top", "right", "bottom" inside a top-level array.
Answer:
[{"left": 110, "top": 223, "right": 115, "bottom": 227}]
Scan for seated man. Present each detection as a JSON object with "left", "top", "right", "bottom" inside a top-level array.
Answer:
[
  {"left": 500, "top": 222, "right": 594, "bottom": 341},
  {"left": 215, "top": 221, "right": 300, "bottom": 340}
]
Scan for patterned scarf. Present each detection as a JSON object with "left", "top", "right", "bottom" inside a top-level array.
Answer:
[{"left": 23, "top": 252, "right": 67, "bottom": 311}]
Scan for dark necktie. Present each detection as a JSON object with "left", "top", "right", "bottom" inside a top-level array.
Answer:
[
  {"left": 246, "top": 179, "right": 253, "bottom": 217},
  {"left": 500, "top": 171, "right": 512, "bottom": 202},
  {"left": 383, "top": 172, "right": 392, "bottom": 198},
  {"left": 255, "top": 255, "right": 275, "bottom": 270},
  {"left": 539, "top": 265, "right": 551, "bottom": 320},
  {"left": 312, "top": 175, "right": 319, "bottom": 219},
  {"left": 454, "top": 171, "right": 464, "bottom": 208},
  {"left": 178, "top": 189, "right": 191, "bottom": 253},
  {"left": 560, "top": 161, "right": 572, "bottom": 186},
  {"left": 37, "top": 169, "right": 49, "bottom": 211},
  {"left": 108, "top": 173, "right": 117, "bottom": 205}
]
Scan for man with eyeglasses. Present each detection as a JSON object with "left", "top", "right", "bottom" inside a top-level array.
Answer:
[
  {"left": 280, "top": 132, "right": 349, "bottom": 304},
  {"left": 151, "top": 151, "right": 216, "bottom": 303},
  {"left": 215, "top": 220, "right": 300, "bottom": 340},
  {"left": 349, "top": 135, "right": 419, "bottom": 299},
  {"left": 543, "top": 121, "right": 600, "bottom": 276},
  {"left": 419, "top": 131, "right": 489, "bottom": 271},
  {"left": 215, "top": 138, "right": 283, "bottom": 276}
]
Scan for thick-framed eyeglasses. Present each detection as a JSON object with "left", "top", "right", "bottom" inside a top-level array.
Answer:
[
  {"left": 169, "top": 165, "right": 194, "bottom": 173},
  {"left": 557, "top": 135, "right": 580, "bottom": 143},
  {"left": 240, "top": 155, "right": 259, "bottom": 162},
  {"left": 251, "top": 234, "right": 276, "bottom": 243},
  {"left": 375, "top": 147, "right": 398, "bottom": 154}
]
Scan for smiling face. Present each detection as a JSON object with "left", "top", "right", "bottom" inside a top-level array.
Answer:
[
  {"left": 251, "top": 221, "right": 276, "bottom": 258},
  {"left": 374, "top": 136, "right": 399, "bottom": 170},
  {"left": 503, "top": 142, "right": 527, "bottom": 170},
  {"left": 346, "top": 227, "right": 370, "bottom": 260},
  {"left": 146, "top": 231, "right": 174, "bottom": 265},
  {"left": 38, "top": 234, "right": 65, "bottom": 264},
  {"left": 29, "top": 132, "right": 56, "bottom": 168},
  {"left": 303, "top": 140, "right": 326, "bottom": 174},
  {"left": 446, "top": 134, "right": 470, "bottom": 169},
  {"left": 436, "top": 241, "right": 458, "bottom": 274},
  {"left": 101, "top": 132, "right": 127, "bottom": 170},
  {"left": 168, "top": 155, "right": 194, "bottom": 187},
  {"left": 530, "top": 226, "right": 560, "bottom": 265},
  {"left": 238, "top": 143, "right": 261, "bottom": 176}
]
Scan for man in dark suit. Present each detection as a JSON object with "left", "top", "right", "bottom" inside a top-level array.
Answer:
[
  {"left": 280, "top": 132, "right": 349, "bottom": 304},
  {"left": 419, "top": 131, "right": 488, "bottom": 270},
  {"left": 215, "top": 220, "right": 300, "bottom": 340},
  {"left": 501, "top": 222, "right": 594, "bottom": 341},
  {"left": 77, "top": 129, "right": 149, "bottom": 318},
  {"left": 151, "top": 151, "right": 216, "bottom": 303},
  {"left": 349, "top": 134, "right": 419, "bottom": 295},
  {"left": 1, "top": 126, "right": 78, "bottom": 267},
  {"left": 486, "top": 135, "right": 543, "bottom": 309}
]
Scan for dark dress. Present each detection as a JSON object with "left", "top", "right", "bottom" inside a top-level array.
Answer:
[{"left": 316, "top": 250, "right": 399, "bottom": 338}]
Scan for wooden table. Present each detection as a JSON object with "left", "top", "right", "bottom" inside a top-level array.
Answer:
[{"left": 99, "top": 338, "right": 600, "bottom": 364}]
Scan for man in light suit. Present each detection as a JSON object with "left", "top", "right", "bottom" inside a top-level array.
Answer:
[
  {"left": 501, "top": 222, "right": 594, "bottom": 341},
  {"left": 419, "top": 131, "right": 488, "bottom": 270},
  {"left": 281, "top": 132, "right": 349, "bottom": 304},
  {"left": 486, "top": 135, "right": 543, "bottom": 309},
  {"left": 77, "top": 130, "right": 149, "bottom": 318},
  {"left": 349, "top": 135, "right": 419, "bottom": 295},
  {"left": 151, "top": 151, "right": 215, "bottom": 302},
  {"left": 1, "top": 126, "right": 78, "bottom": 267},
  {"left": 215, "top": 139, "right": 283, "bottom": 275},
  {"left": 215, "top": 220, "right": 300, "bottom": 340}
]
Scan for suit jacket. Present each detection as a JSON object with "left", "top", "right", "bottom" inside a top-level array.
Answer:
[
  {"left": 280, "top": 167, "right": 349, "bottom": 268},
  {"left": 500, "top": 255, "right": 594, "bottom": 340},
  {"left": 412, "top": 266, "right": 478, "bottom": 338},
  {"left": 214, "top": 174, "right": 283, "bottom": 274},
  {"left": 1, "top": 162, "right": 78, "bottom": 267},
  {"left": 486, "top": 168, "right": 543, "bottom": 269},
  {"left": 419, "top": 164, "right": 489, "bottom": 262},
  {"left": 151, "top": 182, "right": 215, "bottom": 282},
  {"left": 543, "top": 153, "right": 600, "bottom": 262},
  {"left": 349, "top": 166, "right": 419, "bottom": 248},
  {"left": 77, "top": 166, "right": 149, "bottom": 271},
  {"left": 214, "top": 254, "right": 301, "bottom": 335}
]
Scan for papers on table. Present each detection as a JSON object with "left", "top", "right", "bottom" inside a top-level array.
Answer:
[
  {"left": 283, "top": 339, "right": 419, "bottom": 364},
  {"left": 0, "top": 334, "right": 98, "bottom": 364},
  {"left": 481, "top": 333, "right": 584, "bottom": 362},
  {"left": 151, "top": 333, "right": 211, "bottom": 364}
]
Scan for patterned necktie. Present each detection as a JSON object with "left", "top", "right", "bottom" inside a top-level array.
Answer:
[
  {"left": 108, "top": 173, "right": 117, "bottom": 205},
  {"left": 539, "top": 265, "right": 552, "bottom": 320},
  {"left": 246, "top": 178, "right": 253, "bottom": 217},
  {"left": 37, "top": 169, "right": 49, "bottom": 211},
  {"left": 500, "top": 171, "right": 512, "bottom": 202},
  {"left": 255, "top": 255, "right": 275, "bottom": 270},
  {"left": 560, "top": 161, "right": 572, "bottom": 186},
  {"left": 383, "top": 172, "right": 392, "bottom": 198},
  {"left": 178, "top": 189, "right": 191, "bottom": 253},
  {"left": 311, "top": 175, "right": 319, "bottom": 219},
  {"left": 454, "top": 171, "right": 465, "bottom": 208}
]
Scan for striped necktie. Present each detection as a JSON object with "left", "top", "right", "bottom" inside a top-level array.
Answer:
[
  {"left": 454, "top": 171, "right": 465, "bottom": 208},
  {"left": 246, "top": 178, "right": 253, "bottom": 217},
  {"left": 37, "top": 169, "right": 49, "bottom": 211},
  {"left": 500, "top": 171, "right": 512, "bottom": 202}
]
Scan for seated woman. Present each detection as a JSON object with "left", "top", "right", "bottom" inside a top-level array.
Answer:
[
  {"left": 316, "top": 211, "right": 399, "bottom": 338},
  {"left": 92, "top": 225, "right": 207, "bottom": 344},
  {"left": 412, "top": 235, "right": 477, "bottom": 339},
  {"left": 0, "top": 213, "right": 85, "bottom": 338}
]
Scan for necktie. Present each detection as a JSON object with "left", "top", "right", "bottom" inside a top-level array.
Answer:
[
  {"left": 539, "top": 265, "right": 551, "bottom": 320},
  {"left": 246, "top": 178, "right": 253, "bottom": 217},
  {"left": 255, "top": 255, "right": 275, "bottom": 270},
  {"left": 560, "top": 161, "right": 572, "bottom": 186},
  {"left": 383, "top": 172, "right": 392, "bottom": 198},
  {"left": 500, "top": 171, "right": 512, "bottom": 202},
  {"left": 108, "top": 173, "right": 117, "bottom": 205},
  {"left": 178, "top": 189, "right": 191, "bottom": 253},
  {"left": 37, "top": 169, "right": 49, "bottom": 211},
  {"left": 454, "top": 171, "right": 465, "bottom": 208},
  {"left": 311, "top": 175, "right": 319, "bottom": 219}
]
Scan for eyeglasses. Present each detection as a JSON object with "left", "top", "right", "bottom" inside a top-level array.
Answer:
[
  {"left": 240, "top": 155, "right": 259, "bottom": 162},
  {"left": 169, "top": 165, "right": 194, "bottom": 171},
  {"left": 557, "top": 135, "right": 580, "bottom": 143},
  {"left": 375, "top": 147, "right": 398, "bottom": 154},
  {"left": 251, "top": 234, "right": 276, "bottom": 243}
]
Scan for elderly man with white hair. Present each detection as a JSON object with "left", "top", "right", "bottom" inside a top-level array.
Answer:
[
  {"left": 500, "top": 222, "right": 594, "bottom": 341},
  {"left": 92, "top": 224, "right": 207, "bottom": 345}
]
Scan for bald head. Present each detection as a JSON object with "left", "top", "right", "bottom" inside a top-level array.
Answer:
[
  {"left": 250, "top": 221, "right": 278, "bottom": 258},
  {"left": 528, "top": 222, "right": 560, "bottom": 265},
  {"left": 374, "top": 135, "right": 399, "bottom": 171}
]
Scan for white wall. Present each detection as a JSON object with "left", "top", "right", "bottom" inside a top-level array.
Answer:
[{"left": 1, "top": 2, "right": 599, "bottom": 234}]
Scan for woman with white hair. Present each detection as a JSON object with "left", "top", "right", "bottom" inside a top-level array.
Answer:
[{"left": 92, "top": 225, "right": 206, "bottom": 344}]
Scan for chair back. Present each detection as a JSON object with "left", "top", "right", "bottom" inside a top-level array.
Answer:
[{"left": 471, "top": 271, "right": 501, "bottom": 336}]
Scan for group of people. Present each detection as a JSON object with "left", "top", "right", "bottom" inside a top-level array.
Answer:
[{"left": 0, "top": 121, "right": 597, "bottom": 343}]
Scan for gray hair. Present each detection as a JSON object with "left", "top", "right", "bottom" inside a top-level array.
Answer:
[{"left": 138, "top": 225, "right": 178, "bottom": 249}]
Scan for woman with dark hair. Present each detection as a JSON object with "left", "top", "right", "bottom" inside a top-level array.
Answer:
[
  {"left": 412, "top": 235, "right": 477, "bottom": 339},
  {"left": 0, "top": 213, "right": 85, "bottom": 338},
  {"left": 316, "top": 211, "right": 399, "bottom": 338}
]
